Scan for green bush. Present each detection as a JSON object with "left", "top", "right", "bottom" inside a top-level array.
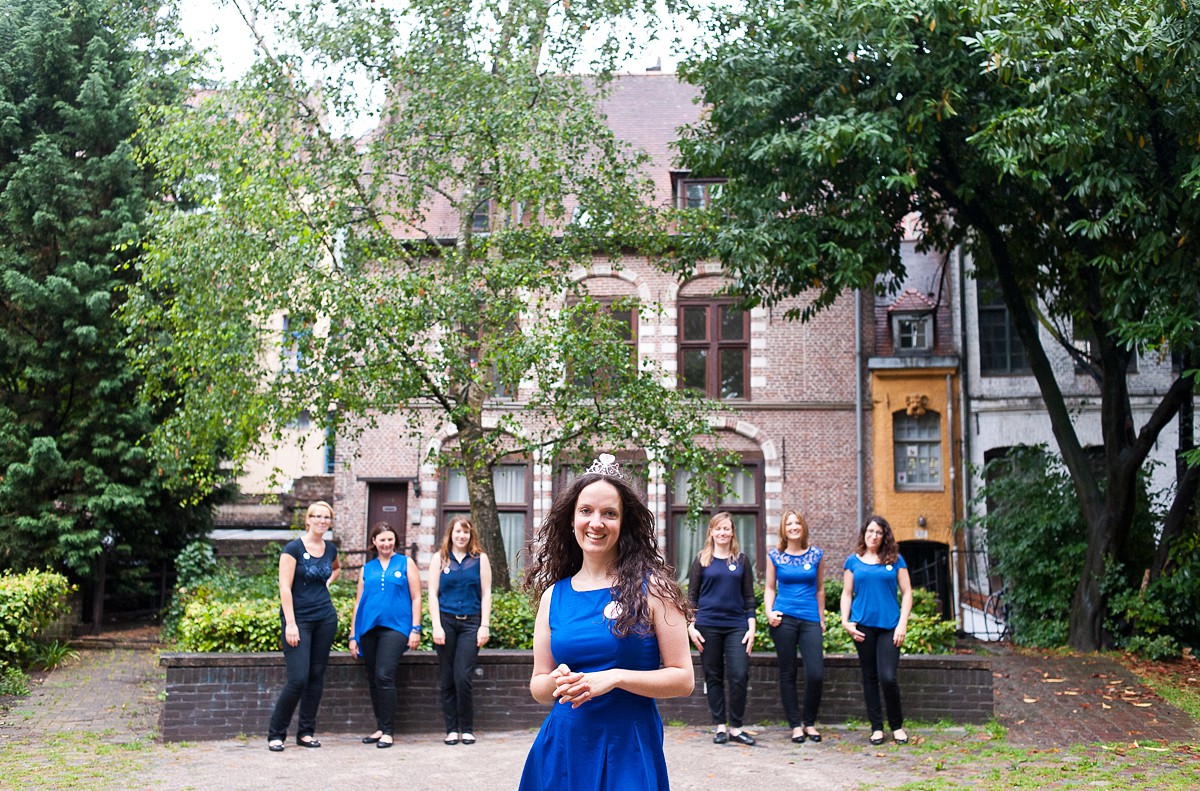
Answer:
[
  {"left": 747, "top": 576, "right": 955, "bottom": 656},
  {"left": 488, "top": 589, "right": 537, "bottom": 649},
  {"left": 0, "top": 665, "right": 29, "bottom": 697},
  {"left": 0, "top": 569, "right": 74, "bottom": 670},
  {"left": 177, "top": 581, "right": 358, "bottom": 652}
]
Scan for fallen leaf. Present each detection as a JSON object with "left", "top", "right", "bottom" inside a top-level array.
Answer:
[
  {"left": 1102, "top": 703, "right": 1112, "bottom": 709},
  {"left": 1062, "top": 690, "right": 1080, "bottom": 696},
  {"left": 1023, "top": 696, "right": 1039, "bottom": 703},
  {"left": 1130, "top": 702, "right": 1153, "bottom": 708},
  {"left": 1042, "top": 678, "right": 1066, "bottom": 683},
  {"left": 1143, "top": 747, "right": 1169, "bottom": 753}
]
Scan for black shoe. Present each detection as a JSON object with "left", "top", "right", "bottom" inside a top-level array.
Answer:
[
  {"left": 792, "top": 733, "right": 806, "bottom": 744},
  {"left": 362, "top": 734, "right": 381, "bottom": 744},
  {"left": 444, "top": 733, "right": 460, "bottom": 745},
  {"left": 297, "top": 737, "right": 321, "bottom": 748},
  {"left": 376, "top": 737, "right": 393, "bottom": 749},
  {"left": 713, "top": 730, "right": 729, "bottom": 744},
  {"left": 805, "top": 729, "right": 822, "bottom": 743},
  {"left": 730, "top": 732, "right": 756, "bottom": 746},
  {"left": 869, "top": 731, "right": 885, "bottom": 746},
  {"left": 461, "top": 733, "right": 476, "bottom": 745},
  {"left": 893, "top": 729, "right": 909, "bottom": 745},
  {"left": 268, "top": 740, "right": 284, "bottom": 752}
]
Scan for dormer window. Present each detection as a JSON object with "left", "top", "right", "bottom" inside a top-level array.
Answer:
[
  {"left": 887, "top": 288, "right": 937, "bottom": 356},
  {"left": 672, "top": 172, "right": 726, "bottom": 210},
  {"left": 892, "top": 312, "right": 933, "bottom": 355}
]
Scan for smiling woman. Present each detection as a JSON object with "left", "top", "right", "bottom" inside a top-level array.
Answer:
[{"left": 519, "top": 455, "right": 694, "bottom": 791}]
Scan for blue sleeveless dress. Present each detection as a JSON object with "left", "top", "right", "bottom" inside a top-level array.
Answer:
[{"left": 518, "top": 579, "right": 670, "bottom": 791}]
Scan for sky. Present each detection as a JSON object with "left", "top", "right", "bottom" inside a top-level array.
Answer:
[{"left": 177, "top": 0, "right": 700, "bottom": 82}]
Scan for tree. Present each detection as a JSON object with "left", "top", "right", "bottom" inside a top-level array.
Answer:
[
  {"left": 0, "top": 0, "right": 214, "bottom": 623},
  {"left": 676, "top": 0, "right": 1200, "bottom": 649},
  {"left": 128, "top": 0, "right": 733, "bottom": 587}
]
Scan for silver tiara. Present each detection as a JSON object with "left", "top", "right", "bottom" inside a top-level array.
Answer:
[{"left": 586, "top": 453, "right": 623, "bottom": 478}]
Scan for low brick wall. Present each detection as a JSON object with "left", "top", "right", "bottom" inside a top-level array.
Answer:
[{"left": 159, "top": 650, "right": 992, "bottom": 742}]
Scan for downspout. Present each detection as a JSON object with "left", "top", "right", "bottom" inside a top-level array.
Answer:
[
  {"left": 955, "top": 245, "right": 974, "bottom": 632},
  {"left": 947, "top": 372, "right": 963, "bottom": 631},
  {"left": 856, "top": 289, "right": 865, "bottom": 529}
]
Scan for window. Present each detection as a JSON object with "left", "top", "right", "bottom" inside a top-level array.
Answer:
[
  {"left": 571, "top": 298, "right": 639, "bottom": 389},
  {"left": 679, "top": 300, "right": 749, "bottom": 400},
  {"left": 977, "top": 282, "right": 1030, "bottom": 375},
  {"left": 892, "top": 312, "right": 933, "bottom": 355},
  {"left": 677, "top": 179, "right": 724, "bottom": 210},
  {"left": 470, "top": 187, "right": 491, "bottom": 233},
  {"left": 669, "top": 463, "right": 762, "bottom": 579},
  {"left": 441, "top": 463, "right": 530, "bottom": 581},
  {"left": 894, "top": 410, "right": 942, "bottom": 490},
  {"left": 281, "top": 314, "right": 310, "bottom": 372}
]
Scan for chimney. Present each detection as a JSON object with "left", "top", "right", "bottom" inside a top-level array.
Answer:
[{"left": 647, "top": 57, "right": 662, "bottom": 72}]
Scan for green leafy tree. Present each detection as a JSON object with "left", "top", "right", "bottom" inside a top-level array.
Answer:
[
  {"left": 676, "top": 0, "right": 1199, "bottom": 649},
  {"left": 0, "top": 0, "right": 213, "bottom": 619},
  {"left": 129, "top": 0, "right": 733, "bottom": 587}
]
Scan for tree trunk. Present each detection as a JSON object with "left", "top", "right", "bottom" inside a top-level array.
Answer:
[{"left": 464, "top": 456, "right": 511, "bottom": 590}]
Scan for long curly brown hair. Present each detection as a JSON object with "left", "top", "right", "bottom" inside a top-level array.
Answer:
[
  {"left": 855, "top": 514, "right": 899, "bottom": 565},
  {"left": 522, "top": 471, "right": 691, "bottom": 637}
]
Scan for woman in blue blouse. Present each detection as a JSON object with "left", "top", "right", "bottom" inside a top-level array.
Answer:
[
  {"left": 840, "top": 515, "right": 913, "bottom": 746},
  {"left": 428, "top": 515, "right": 493, "bottom": 745},
  {"left": 687, "top": 511, "right": 757, "bottom": 745},
  {"left": 267, "top": 501, "right": 341, "bottom": 752},
  {"left": 764, "top": 509, "right": 826, "bottom": 744},
  {"left": 348, "top": 522, "right": 422, "bottom": 748}
]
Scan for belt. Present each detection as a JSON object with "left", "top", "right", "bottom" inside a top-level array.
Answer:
[{"left": 454, "top": 614, "right": 472, "bottom": 620}]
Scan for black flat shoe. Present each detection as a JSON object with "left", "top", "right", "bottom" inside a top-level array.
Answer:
[
  {"left": 869, "top": 732, "right": 885, "bottom": 746},
  {"left": 805, "top": 730, "right": 822, "bottom": 743},
  {"left": 893, "top": 729, "right": 909, "bottom": 745},
  {"left": 362, "top": 734, "right": 381, "bottom": 744},
  {"left": 791, "top": 734, "right": 806, "bottom": 744},
  {"left": 297, "top": 737, "right": 321, "bottom": 748},
  {"left": 730, "top": 732, "right": 756, "bottom": 746},
  {"left": 460, "top": 733, "right": 476, "bottom": 745},
  {"left": 376, "top": 738, "right": 393, "bottom": 749},
  {"left": 713, "top": 731, "right": 729, "bottom": 744},
  {"left": 268, "top": 740, "right": 284, "bottom": 752},
  {"left": 444, "top": 734, "right": 460, "bottom": 745}
]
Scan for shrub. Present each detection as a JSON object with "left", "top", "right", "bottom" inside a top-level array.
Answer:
[
  {"left": 0, "top": 569, "right": 74, "bottom": 669},
  {"left": 748, "top": 576, "right": 954, "bottom": 655},
  {"left": 177, "top": 580, "right": 358, "bottom": 652},
  {"left": 0, "top": 665, "right": 29, "bottom": 697},
  {"left": 488, "top": 589, "right": 537, "bottom": 649}
]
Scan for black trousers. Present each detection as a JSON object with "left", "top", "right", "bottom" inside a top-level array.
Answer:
[
  {"left": 360, "top": 625, "right": 409, "bottom": 735},
  {"left": 770, "top": 615, "right": 825, "bottom": 728},
  {"left": 436, "top": 612, "right": 481, "bottom": 733},
  {"left": 696, "top": 624, "right": 750, "bottom": 728},
  {"left": 268, "top": 615, "right": 337, "bottom": 741},
  {"left": 854, "top": 625, "right": 904, "bottom": 731}
]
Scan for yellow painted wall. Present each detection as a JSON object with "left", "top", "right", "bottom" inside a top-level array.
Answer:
[{"left": 870, "top": 367, "right": 962, "bottom": 547}]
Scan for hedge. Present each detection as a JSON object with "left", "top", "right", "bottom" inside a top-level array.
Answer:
[{"left": 0, "top": 569, "right": 74, "bottom": 668}]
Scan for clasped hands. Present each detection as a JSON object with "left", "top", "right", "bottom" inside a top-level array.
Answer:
[{"left": 550, "top": 664, "right": 615, "bottom": 708}]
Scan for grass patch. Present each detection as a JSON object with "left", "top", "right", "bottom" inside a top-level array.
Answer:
[{"left": 0, "top": 730, "right": 153, "bottom": 790}]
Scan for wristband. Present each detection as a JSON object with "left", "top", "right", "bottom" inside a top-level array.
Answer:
[{"left": 410, "top": 625, "right": 423, "bottom": 635}]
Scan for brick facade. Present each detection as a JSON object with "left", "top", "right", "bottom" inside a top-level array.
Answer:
[{"left": 159, "top": 650, "right": 992, "bottom": 742}]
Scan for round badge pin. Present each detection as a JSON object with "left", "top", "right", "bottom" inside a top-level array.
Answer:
[
  {"left": 395, "top": 570, "right": 403, "bottom": 578},
  {"left": 443, "top": 567, "right": 450, "bottom": 574},
  {"left": 886, "top": 564, "right": 894, "bottom": 571},
  {"left": 728, "top": 563, "right": 737, "bottom": 572},
  {"left": 804, "top": 563, "right": 812, "bottom": 571},
  {"left": 303, "top": 553, "right": 311, "bottom": 560}
]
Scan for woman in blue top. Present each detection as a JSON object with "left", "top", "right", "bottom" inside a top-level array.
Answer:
[
  {"left": 686, "top": 511, "right": 757, "bottom": 745},
  {"left": 267, "top": 500, "right": 341, "bottom": 752},
  {"left": 348, "top": 522, "right": 422, "bottom": 749},
  {"left": 764, "top": 509, "right": 826, "bottom": 744},
  {"left": 840, "top": 515, "right": 913, "bottom": 746},
  {"left": 428, "top": 515, "right": 493, "bottom": 745},
  {"left": 518, "top": 454, "right": 693, "bottom": 791}
]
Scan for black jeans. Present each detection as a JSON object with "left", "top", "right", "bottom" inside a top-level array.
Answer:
[
  {"left": 770, "top": 615, "right": 824, "bottom": 728},
  {"left": 437, "top": 612, "right": 481, "bottom": 734},
  {"left": 360, "top": 625, "right": 410, "bottom": 735},
  {"left": 696, "top": 624, "right": 750, "bottom": 728},
  {"left": 268, "top": 615, "right": 338, "bottom": 741},
  {"left": 854, "top": 625, "right": 904, "bottom": 731}
]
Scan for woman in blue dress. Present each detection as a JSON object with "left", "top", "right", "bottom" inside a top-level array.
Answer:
[
  {"left": 267, "top": 500, "right": 341, "bottom": 751},
  {"left": 764, "top": 509, "right": 826, "bottom": 744},
  {"left": 518, "top": 454, "right": 694, "bottom": 791},
  {"left": 348, "top": 522, "right": 422, "bottom": 749},
  {"left": 428, "top": 515, "right": 493, "bottom": 745},
  {"left": 840, "top": 515, "right": 913, "bottom": 746}
]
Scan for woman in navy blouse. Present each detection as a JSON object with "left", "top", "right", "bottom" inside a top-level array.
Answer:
[
  {"left": 840, "top": 515, "right": 913, "bottom": 746},
  {"left": 348, "top": 522, "right": 422, "bottom": 748},
  {"left": 267, "top": 501, "right": 341, "bottom": 752},
  {"left": 428, "top": 515, "right": 493, "bottom": 745},
  {"left": 764, "top": 509, "right": 826, "bottom": 744},
  {"left": 687, "top": 511, "right": 757, "bottom": 745}
]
